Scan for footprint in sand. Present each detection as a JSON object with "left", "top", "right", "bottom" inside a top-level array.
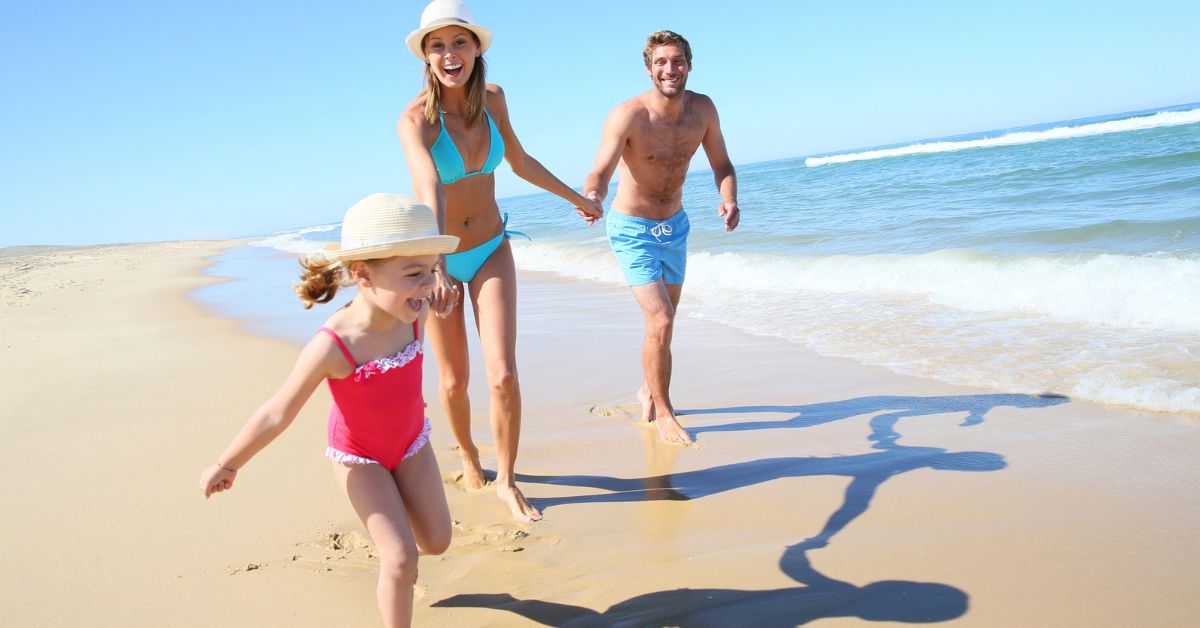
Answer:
[
  {"left": 450, "top": 520, "right": 558, "bottom": 554},
  {"left": 223, "top": 526, "right": 379, "bottom": 577},
  {"left": 586, "top": 402, "right": 642, "bottom": 419}
]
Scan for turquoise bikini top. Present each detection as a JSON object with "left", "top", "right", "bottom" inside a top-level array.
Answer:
[{"left": 431, "top": 109, "right": 504, "bottom": 185}]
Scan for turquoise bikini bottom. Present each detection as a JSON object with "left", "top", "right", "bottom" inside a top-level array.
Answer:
[{"left": 444, "top": 213, "right": 529, "bottom": 283}]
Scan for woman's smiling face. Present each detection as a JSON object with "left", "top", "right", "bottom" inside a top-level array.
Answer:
[{"left": 423, "top": 25, "right": 479, "bottom": 88}]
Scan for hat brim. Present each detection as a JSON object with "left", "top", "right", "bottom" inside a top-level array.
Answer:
[
  {"left": 322, "top": 234, "right": 460, "bottom": 262},
  {"left": 405, "top": 21, "right": 492, "bottom": 61}
]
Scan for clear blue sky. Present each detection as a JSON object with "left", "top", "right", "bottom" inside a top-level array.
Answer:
[{"left": 3, "top": 0, "right": 1198, "bottom": 247}]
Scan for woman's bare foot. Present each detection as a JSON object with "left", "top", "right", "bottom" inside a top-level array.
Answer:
[
  {"left": 496, "top": 481, "right": 542, "bottom": 522},
  {"left": 458, "top": 452, "right": 488, "bottom": 491}
]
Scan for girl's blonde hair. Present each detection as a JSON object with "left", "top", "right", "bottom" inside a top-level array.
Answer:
[
  {"left": 420, "top": 33, "right": 488, "bottom": 127},
  {"left": 294, "top": 255, "right": 350, "bottom": 310}
]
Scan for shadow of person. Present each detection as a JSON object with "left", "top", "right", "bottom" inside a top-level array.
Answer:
[
  {"left": 440, "top": 447, "right": 988, "bottom": 625},
  {"left": 434, "top": 541, "right": 967, "bottom": 626},
  {"left": 436, "top": 396, "right": 1026, "bottom": 625},
  {"left": 682, "top": 393, "right": 1069, "bottom": 438},
  {"left": 519, "top": 445, "right": 1004, "bottom": 513}
]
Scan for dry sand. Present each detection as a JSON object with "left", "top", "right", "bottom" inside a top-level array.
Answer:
[{"left": 2, "top": 241, "right": 1198, "bottom": 626}]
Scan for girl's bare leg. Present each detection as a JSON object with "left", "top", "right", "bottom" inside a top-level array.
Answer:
[
  {"left": 391, "top": 443, "right": 453, "bottom": 555},
  {"left": 333, "top": 462, "right": 424, "bottom": 628}
]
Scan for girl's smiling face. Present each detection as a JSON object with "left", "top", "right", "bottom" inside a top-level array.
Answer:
[{"left": 354, "top": 255, "right": 438, "bottom": 323}]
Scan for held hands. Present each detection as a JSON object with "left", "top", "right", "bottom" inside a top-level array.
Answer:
[
  {"left": 429, "top": 267, "right": 460, "bottom": 318},
  {"left": 718, "top": 200, "right": 741, "bottom": 231},
  {"left": 578, "top": 192, "right": 604, "bottom": 226},
  {"left": 200, "top": 463, "right": 238, "bottom": 499}
]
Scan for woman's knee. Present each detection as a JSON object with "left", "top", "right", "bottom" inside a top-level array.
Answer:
[
  {"left": 440, "top": 370, "right": 469, "bottom": 397},
  {"left": 486, "top": 364, "right": 519, "bottom": 399}
]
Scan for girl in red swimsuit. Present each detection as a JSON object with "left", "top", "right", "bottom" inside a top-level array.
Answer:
[{"left": 199, "top": 193, "right": 459, "bottom": 628}]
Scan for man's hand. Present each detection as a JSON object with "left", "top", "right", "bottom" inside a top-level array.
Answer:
[
  {"left": 577, "top": 192, "right": 604, "bottom": 226},
  {"left": 718, "top": 201, "right": 740, "bottom": 231}
]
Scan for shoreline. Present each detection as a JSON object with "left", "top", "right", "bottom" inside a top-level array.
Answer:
[{"left": 2, "top": 241, "right": 1198, "bottom": 625}]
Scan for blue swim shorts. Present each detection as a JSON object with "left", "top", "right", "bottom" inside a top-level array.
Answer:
[{"left": 605, "top": 208, "right": 690, "bottom": 286}]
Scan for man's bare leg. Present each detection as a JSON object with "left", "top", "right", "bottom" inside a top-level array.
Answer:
[
  {"left": 636, "top": 382, "right": 655, "bottom": 422},
  {"left": 631, "top": 280, "right": 692, "bottom": 444}
]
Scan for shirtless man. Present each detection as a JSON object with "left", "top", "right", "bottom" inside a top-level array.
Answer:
[{"left": 584, "top": 30, "right": 740, "bottom": 445}]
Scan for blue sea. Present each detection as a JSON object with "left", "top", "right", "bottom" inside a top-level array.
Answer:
[{"left": 212, "top": 103, "right": 1200, "bottom": 415}]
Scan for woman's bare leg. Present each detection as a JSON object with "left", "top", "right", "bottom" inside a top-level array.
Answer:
[
  {"left": 468, "top": 239, "right": 542, "bottom": 521},
  {"left": 425, "top": 287, "right": 486, "bottom": 489}
]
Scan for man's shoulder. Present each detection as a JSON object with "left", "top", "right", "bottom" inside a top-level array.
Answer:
[
  {"left": 612, "top": 93, "right": 649, "bottom": 115},
  {"left": 685, "top": 91, "right": 717, "bottom": 113},
  {"left": 604, "top": 95, "right": 648, "bottom": 128}
]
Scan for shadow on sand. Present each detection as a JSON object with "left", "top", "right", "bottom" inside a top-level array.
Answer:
[
  {"left": 436, "top": 393, "right": 1068, "bottom": 625},
  {"left": 682, "top": 393, "right": 1069, "bottom": 438}
]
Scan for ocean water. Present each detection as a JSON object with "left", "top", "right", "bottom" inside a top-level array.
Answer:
[{"left": 226, "top": 103, "right": 1200, "bottom": 415}]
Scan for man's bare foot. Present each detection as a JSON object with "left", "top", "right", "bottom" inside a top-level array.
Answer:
[
  {"left": 653, "top": 413, "right": 694, "bottom": 445},
  {"left": 637, "top": 385, "right": 655, "bottom": 422},
  {"left": 458, "top": 454, "right": 488, "bottom": 491},
  {"left": 496, "top": 482, "right": 542, "bottom": 522}
]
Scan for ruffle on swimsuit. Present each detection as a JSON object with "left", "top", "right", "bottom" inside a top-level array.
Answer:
[{"left": 320, "top": 323, "right": 430, "bottom": 471}]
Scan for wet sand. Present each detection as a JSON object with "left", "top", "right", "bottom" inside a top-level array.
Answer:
[{"left": 2, "top": 241, "right": 1198, "bottom": 626}]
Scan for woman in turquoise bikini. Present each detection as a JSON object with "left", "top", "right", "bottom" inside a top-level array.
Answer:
[{"left": 397, "top": 0, "right": 602, "bottom": 522}]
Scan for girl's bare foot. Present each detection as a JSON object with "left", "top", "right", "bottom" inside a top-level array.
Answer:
[{"left": 496, "top": 482, "right": 542, "bottom": 522}]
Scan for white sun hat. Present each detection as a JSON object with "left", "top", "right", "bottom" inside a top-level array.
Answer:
[
  {"left": 405, "top": 0, "right": 492, "bottom": 61},
  {"left": 321, "top": 193, "right": 459, "bottom": 262}
]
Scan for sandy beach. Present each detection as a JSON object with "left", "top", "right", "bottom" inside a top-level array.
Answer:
[{"left": 2, "top": 241, "right": 1199, "bottom": 627}]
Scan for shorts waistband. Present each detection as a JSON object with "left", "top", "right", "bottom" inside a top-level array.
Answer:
[{"left": 607, "top": 207, "right": 687, "bottom": 227}]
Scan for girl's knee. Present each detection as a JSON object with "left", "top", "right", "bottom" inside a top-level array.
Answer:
[
  {"left": 420, "top": 527, "right": 452, "bottom": 556},
  {"left": 377, "top": 543, "right": 421, "bottom": 585}
]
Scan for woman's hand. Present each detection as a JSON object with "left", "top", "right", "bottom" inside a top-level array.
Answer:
[
  {"left": 200, "top": 463, "right": 238, "bottom": 499},
  {"left": 429, "top": 267, "right": 460, "bottom": 318},
  {"left": 577, "top": 193, "right": 604, "bottom": 226}
]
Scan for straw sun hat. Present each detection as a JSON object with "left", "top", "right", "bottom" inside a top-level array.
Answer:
[
  {"left": 405, "top": 0, "right": 492, "bottom": 61},
  {"left": 321, "top": 193, "right": 458, "bottom": 262}
]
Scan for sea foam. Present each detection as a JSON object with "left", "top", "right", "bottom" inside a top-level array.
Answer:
[
  {"left": 250, "top": 224, "right": 338, "bottom": 254},
  {"left": 512, "top": 240, "right": 1200, "bottom": 413},
  {"left": 806, "top": 107, "right": 1200, "bottom": 167}
]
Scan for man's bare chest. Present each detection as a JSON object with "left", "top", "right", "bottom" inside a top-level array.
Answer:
[{"left": 628, "top": 123, "right": 705, "bottom": 169}]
